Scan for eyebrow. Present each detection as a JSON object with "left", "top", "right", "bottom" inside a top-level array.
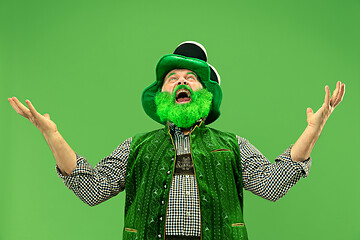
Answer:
[
  {"left": 166, "top": 71, "right": 197, "bottom": 80},
  {"left": 167, "top": 73, "right": 176, "bottom": 79}
]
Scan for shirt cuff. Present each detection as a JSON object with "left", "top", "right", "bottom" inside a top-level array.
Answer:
[
  {"left": 275, "top": 144, "right": 312, "bottom": 178},
  {"left": 55, "top": 152, "right": 94, "bottom": 188}
]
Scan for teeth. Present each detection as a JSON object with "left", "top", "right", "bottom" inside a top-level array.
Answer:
[{"left": 176, "top": 89, "right": 190, "bottom": 98}]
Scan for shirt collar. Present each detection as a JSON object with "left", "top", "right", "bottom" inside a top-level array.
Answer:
[{"left": 167, "top": 118, "right": 205, "bottom": 135}]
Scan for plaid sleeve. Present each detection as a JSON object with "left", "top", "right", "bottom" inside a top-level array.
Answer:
[
  {"left": 237, "top": 135, "right": 312, "bottom": 202},
  {"left": 275, "top": 144, "right": 312, "bottom": 178},
  {"left": 55, "top": 137, "right": 132, "bottom": 206}
]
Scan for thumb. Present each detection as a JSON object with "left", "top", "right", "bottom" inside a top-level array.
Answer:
[
  {"left": 43, "top": 113, "right": 50, "bottom": 120},
  {"left": 306, "top": 107, "right": 313, "bottom": 118}
]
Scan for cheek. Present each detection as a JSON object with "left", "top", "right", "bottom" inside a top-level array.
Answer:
[
  {"left": 161, "top": 83, "right": 171, "bottom": 92},
  {"left": 191, "top": 82, "right": 203, "bottom": 91},
  {"left": 161, "top": 84, "right": 174, "bottom": 93}
]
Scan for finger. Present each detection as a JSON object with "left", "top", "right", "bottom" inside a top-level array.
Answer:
[
  {"left": 43, "top": 113, "right": 50, "bottom": 120},
  {"left": 25, "top": 99, "right": 41, "bottom": 118},
  {"left": 11, "top": 97, "right": 31, "bottom": 117},
  {"left": 306, "top": 107, "right": 313, "bottom": 118},
  {"left": 332, "top": 81, "right": 342, "bottom": 106},
  {"left": 8, "top": 97, "right": 25, "bottom": 116},
  {"left": 324, "top": 85, "right": 330, "bottom": 107},
  {"left": 333, "top": 83, "right": 345, "bottom": 107},
  {"left": 330, "top": 81, "right": 340, "bottom": 107}
]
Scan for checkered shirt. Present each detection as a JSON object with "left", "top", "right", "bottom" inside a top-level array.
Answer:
[{"left": 56, "top": 124, "right": 312, "bottom": 237}]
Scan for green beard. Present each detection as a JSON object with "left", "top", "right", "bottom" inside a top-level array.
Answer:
[{"left": 155, "top": 85, "right": 213, "bottom": 128}]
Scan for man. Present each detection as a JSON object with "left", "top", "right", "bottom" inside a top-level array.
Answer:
[{"left": 8, "top": 41, "right": 346, "bottom": 240}]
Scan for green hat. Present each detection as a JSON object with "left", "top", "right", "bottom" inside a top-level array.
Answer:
[{"left": 141, "top": 42, "right": 222, "bottom": 125}]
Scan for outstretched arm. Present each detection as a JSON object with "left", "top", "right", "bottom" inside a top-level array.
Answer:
[
  {"left": 8, "top": 96, "right": 130, "bottom": 206},
  {"left": 290, "top": 81, "right": 346, "bottom": 162},
  {"left": 56, "top": 138, "right": 131, "bottom": 206},
  {"left": 8, "top": 97, "right": 77, "bottom": 175},
  {"left": 238, "top": 136, "right": 311, "bottom": 202}
]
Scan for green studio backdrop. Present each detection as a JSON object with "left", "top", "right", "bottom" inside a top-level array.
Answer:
[{"left": 1, "top": 0, "right": 359, "bottom": 239}]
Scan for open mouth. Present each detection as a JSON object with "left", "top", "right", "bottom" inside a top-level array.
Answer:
[{"left": 175, "top": 89, "right": 191, "bottom": 104}]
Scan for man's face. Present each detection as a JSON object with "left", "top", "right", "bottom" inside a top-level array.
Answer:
[
  {"left": 161, "top": 69, "right": 203, "bottom": 104},
  {"left": 155, "top": 68, "right": 213, "bottom": 128}
]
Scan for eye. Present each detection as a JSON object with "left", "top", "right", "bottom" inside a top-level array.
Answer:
[{"left": 187, "top": 75, "right": 196, "bottom": 80}]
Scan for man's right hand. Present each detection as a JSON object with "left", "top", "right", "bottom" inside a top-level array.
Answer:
[{"left": 8, "top": 97, "right": 58, "bottom": 137}]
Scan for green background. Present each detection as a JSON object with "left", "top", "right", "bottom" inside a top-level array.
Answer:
[{"left": 1, "top": 0, "right": 359, "bottom": 239}]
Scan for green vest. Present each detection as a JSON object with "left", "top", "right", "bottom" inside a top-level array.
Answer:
[{"left": 123, "top": 122, "right": 248, "bottom": 240}]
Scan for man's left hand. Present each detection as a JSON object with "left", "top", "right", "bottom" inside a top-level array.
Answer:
[{"left": 306, "top": 81, "right": 346, "bottom": 130}]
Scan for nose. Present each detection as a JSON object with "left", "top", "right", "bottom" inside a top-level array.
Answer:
[{"left": 177, "top": 79, "right": 188, "bottom": 86}]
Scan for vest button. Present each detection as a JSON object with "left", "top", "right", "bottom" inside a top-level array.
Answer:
[
  {"left": 171, "top": 158, "right": 174, "bottom": 161},
  {"left": 164, "top": 184, "right": 167, "bottom": 189},
  {"left": 158, "top": 234, "right": 162, "bottom": 238},
  {"left": 161, "top": 200, "right": 165, "bottom": 205},
  {"left": 159, "top": 216, "right": 163, "bottom": 221},
  {"left": 167, "top": 170, "right": 171, "bottom": 175}
]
